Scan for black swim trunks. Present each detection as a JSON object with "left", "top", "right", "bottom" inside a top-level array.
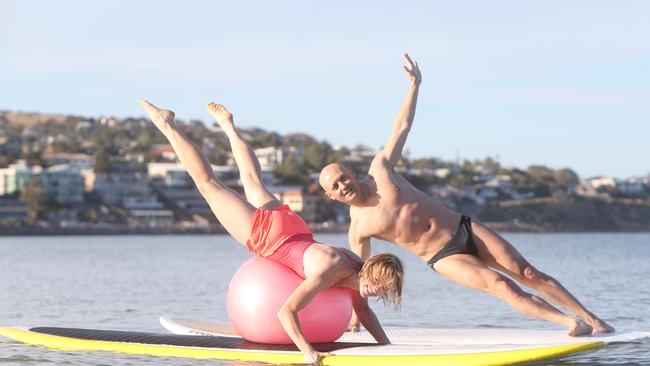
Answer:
[{"left": 427, "top": 215, "right": 479, "bottom": 270}]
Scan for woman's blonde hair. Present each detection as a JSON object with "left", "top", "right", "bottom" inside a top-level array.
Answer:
[{"left": 359, "top": 253, "right": 404, "bottom": 309}]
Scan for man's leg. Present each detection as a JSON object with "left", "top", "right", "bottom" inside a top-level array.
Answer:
[
  {"left": 207, "top": 103, "right": 281, "bottom": 210},
  {"left": 433, "top": 254, "right": 593, "bottom": 336},
  {"left": 470, "top": 221, "right": 614, "bottom": 333},
  {"left": 140, "top": 99, "right": 255, "bottom": 245}
]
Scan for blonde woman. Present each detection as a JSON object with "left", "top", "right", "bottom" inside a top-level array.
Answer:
[{"left": 139, "top": 99, "right": 403, "bottom": 364}]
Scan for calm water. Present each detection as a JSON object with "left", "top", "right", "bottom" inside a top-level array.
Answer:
[{"left": 0, "top": 233, "right": 648, "bottom": 365}]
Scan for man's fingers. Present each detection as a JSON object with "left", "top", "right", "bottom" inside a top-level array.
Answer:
[
  {"left": 403, "top": 52, "right": 413, "bottom": 65},
  {"left": 404, "top": 53, "right": 418, "bottom": 70}
]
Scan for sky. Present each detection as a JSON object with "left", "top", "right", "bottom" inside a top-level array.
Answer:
[{"left": 1, "top": 0, "right": 649, "bottom": 179}]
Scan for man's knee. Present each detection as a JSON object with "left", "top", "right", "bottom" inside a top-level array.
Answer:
[
  {"left": 522, "top": 265, "right": 551, "bottom": 285},
  {"left": 492, "top": 276, "right": 522, "bottom": 300}
]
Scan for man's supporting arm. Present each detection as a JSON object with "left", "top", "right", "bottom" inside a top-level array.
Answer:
[
  {"left": 349, "top": 217, "right": 371, "bottom": 260},
  {"left": 347, "top": 217, "right": 371, "bottom": 332}
]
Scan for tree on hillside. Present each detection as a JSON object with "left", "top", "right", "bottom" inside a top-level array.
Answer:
[
  {"left": 274, "top": 153, "right": 306, "bottom": 184},
  {"left": 301, "top": 142, "right": 333, "bottom": 173},
  {"left": 246, "top": 128, "right": 282, "bottom": 148},
  {"left": 527, "top": 165, "right": 555, "bottom": 183},
  {"left": 20, "top": 177, "right": 46, "bottom": 222},
  {"left": 554, "top": 168, "right": 580, "bottom": 186},
  {"left": 94, "top": 145, "right": 112, "bottom": 173}
]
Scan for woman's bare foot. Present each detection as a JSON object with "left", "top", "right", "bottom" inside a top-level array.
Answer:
[
  {"left": 590, "top": 318, "right": 615, "bottom": 333},
  {"left": 568, "top": 318, "right": 593, "bottom": 336},
  {"left": 139, "top": 98, "right": 176, "bottom": 134},
  {"left": 206, "top": 102, "right": 234, "bottom": 131}
]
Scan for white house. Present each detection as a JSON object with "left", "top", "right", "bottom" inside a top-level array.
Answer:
[
  {"left": 0, "top": 161, "right": 42, "bottom": 196},
  {"left": 586, "top": 177, "right": 617, "bottom": 189},
  {"left": 254, "top": 146, "right": 303, "bottom": 170}
]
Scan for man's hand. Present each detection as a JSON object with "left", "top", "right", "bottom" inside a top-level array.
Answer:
[{"left": 403, "top": 53, "right": 422, "bottom": 85}]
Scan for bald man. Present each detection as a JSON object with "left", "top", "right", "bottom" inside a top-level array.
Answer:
[{"left": 319, "top": 53, "right": 613, "bottom": 336}]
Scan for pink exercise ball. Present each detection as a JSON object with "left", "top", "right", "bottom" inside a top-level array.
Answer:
[{"left": 227, "top": 256, "right": 353, "bottom": 344}]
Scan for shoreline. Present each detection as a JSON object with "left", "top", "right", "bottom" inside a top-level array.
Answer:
[{"left": 1, "top": 224, "right": 649, "bottom": 236}]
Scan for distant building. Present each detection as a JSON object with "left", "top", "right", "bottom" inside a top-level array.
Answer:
[
  {"left": 618, "top": 177, "right": 645, "bottom": 196},
  {"left": 575, "top": 184, "right": 610, "bottom": 199},
  {"left": 0, "top": 160, "right": 42, "bottom": 196},
  {"left": 268, "top": 185, "right": 319, "bottom": 222},
  {"left": 98, "top": 116, "right": 117, "bottom": 127},
  {"left": 427, "top": 184, "right": 458, "bottom": 208},
  {"left": 0, "top": 198, "right": 27, "bottom": 221},
  {"left": 458, "top": 185, "right": 498, "bottom": 205},
  {"left": 0, "top": 134, "right": 21, "bottom": 155},
  {"left": 75, "top": 120, "right": 94, "bottom": 131},
  {"left": 342, "top": 144, "right": 375, "bottom": 165},
  {"left": 43, "top": 152, "right": 94, "bottom": 170},
  {"left": 88, "top": 172, "right": 153, "bottom": 205},
  {"left": 122, "top": 196, "right": 164, "bottom": 210},
  {"left": 485, "top": 175, "right": 512, "bottom": 189},
  {"left": 434, "top": 168, "right": 452, "bottom": 179},
  {"left": 148, "top": 162, "right": 240, "bottom": 187},
  {"left": 586, "top": 177, "right": 617, "bottom": 189},
  {"left": 127, "top": 209, "right": 174, "bottom": 228},
  {"left": 254, "top": 146, "right": 303, "bottom": 171},
  {"left": 41, "top": 164, "right": 84, "bottom": 204},
  {"left": 473, "top": 165, "right": 494, "bottom": 176},
  {"left": 155, "top": 184, "right": 213, "bottom": 218},
  {"left": 150, "top": 144, "right": 177, "bottom": 161}
]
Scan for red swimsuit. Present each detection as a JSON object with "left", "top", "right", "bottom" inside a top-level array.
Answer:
[{"left": 246, "top": 205, "right": 317, "bottom": 278}]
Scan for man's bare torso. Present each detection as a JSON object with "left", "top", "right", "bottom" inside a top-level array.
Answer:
[{"left": 351, "top": 161, "right": 461, "bottom": 260}]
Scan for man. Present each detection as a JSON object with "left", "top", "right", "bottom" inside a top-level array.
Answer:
[{"left": 319, "top": 53, "right": 613, "bottom": 336}]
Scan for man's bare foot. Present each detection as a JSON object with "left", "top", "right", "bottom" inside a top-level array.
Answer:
[
  {"left": 590, "top": 318, "right": 615, "bottom": 333},
  {"left": 206, "top": 102, "right": 234, "bottom": 131},
  {"left": 139, "top": 99, "right": 176, "bottom": 134},
  {"left": 568, "top": 318, "right": 593, "bottom": 336}
]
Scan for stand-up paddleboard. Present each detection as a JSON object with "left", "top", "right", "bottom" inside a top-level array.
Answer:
[{"left": 0, "top": 325, "right": 620, "bottom": 366}]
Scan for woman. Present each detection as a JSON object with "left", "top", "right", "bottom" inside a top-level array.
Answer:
[{"left": 139, "top": 99, "right": 404, "bottom": 364}]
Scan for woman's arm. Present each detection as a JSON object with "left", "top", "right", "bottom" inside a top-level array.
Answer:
[
  {"left": 277, "top": 276, "right": 334, "bottom": 364},
  {"left": 352, "top": 292, "right": 390, "bottom": 344}
]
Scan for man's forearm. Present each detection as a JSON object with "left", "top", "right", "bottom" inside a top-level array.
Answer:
[{"left": 393, "top": 81, "right": 420, "bottom": 132}]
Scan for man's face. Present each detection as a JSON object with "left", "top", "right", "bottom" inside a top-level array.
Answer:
[{"left": 320, "top": 164, "right": 361, "bottom": 204}]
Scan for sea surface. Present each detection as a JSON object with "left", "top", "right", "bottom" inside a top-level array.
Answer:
[{"left": 0, "top": 233, "right": 648, "bottom": 365}]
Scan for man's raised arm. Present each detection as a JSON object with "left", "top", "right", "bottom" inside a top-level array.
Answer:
[{"left": 378, "top": 53, "right": 422, "bottom": 167}]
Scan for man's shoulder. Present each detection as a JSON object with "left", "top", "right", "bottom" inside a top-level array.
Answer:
[{"left": 369, "top": 152, "right": 389, "bottom": 171}]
